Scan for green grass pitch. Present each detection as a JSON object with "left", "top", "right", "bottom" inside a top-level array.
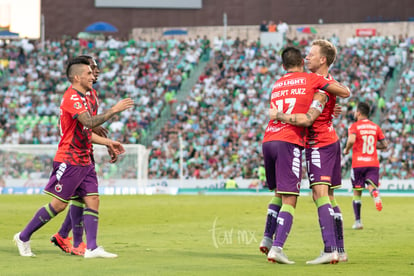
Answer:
[{"left": 1, "top": 194, "right": 413, "bottom": 275}]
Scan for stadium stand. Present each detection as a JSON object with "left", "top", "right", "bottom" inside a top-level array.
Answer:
[{"left": 0, "top": 33, "right": 413, "bottom": 180}]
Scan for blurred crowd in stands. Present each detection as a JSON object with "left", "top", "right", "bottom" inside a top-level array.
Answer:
[{"left": 0, "top": 32, "right": 413, "bottom": 181}]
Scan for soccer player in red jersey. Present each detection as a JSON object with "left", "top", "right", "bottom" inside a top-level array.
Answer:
[
  {"left": 262, "top": 47, "right": 350, "bottom": 264},
  {"left": 51, "top": 55, "right": 119, "bottom": 256},
  {"left": 267, "top": 40, "right": 350, "bottom": 264},
  {"left": 14, "top": 57, "right": 134, "bottom": 257},
  {"left": 343, "top": 102, "right": 388, "bottom": 229}
]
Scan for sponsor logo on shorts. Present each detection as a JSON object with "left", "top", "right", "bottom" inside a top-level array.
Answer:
[
  {"left": 321, "top": 176, "right": 331, "bottom": 181},
  {"left": 55, "top": 183, "right": 63, "bottom": 193}
]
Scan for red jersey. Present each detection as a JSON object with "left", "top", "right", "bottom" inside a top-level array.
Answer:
[
  {"left": 86, "top": 89, "right": 99, "bottom": 157},
  {"left": 306, "top": 74, "right": 338, "bottom": 148},
  {"left": 348, "top": 119, "right": 385, "bottom": 168},
  {"left": 86, "top": 89, "right": 99, "bottom": 116},
  {"left": 263, "top": 72, "right": 332, "bottom": 146},
  {"left": 54, "top": 86, "right": 93, "bottom": 166}
]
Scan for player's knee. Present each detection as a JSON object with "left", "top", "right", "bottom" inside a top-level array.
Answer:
[
  {"left": 83, "top": 195, "right": 100, "bottom": 210},
  {"left": 51, "top": 198, "right": 68, "bottom": 213}
]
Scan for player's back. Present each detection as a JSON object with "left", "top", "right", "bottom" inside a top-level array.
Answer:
[
  {"left": 263, "top": 72, "right": 331, "bottom": 146},
  {"left": 349, "top": 119, "right": 385, "bottom": 168}
]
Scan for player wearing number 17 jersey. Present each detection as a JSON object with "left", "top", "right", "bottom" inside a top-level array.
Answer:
[
  {"left": 343, "top": 102, "right": 388, "bottom": 230},
  {"left": 266, "top": 40, "right": 351, "bottom": 264},
  {"left": 261, "top": 47, "right": 350, "bottom": 264}
]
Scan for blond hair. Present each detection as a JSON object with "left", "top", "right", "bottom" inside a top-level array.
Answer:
[{"left": 312, "top": 39, "right": 337, "bottom": 66}]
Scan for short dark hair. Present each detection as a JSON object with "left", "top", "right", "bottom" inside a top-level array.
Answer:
[
  {"left": 66, "top": 57, "right": 90, "bottom": 81},
  {"left": 281, "top": 47, "right": 303, "bottom": 70},
  {"left": 78, "top": 55, "right": 93, "bottom": 60},
  {"left": 357, "top": 102, "right": 370, "bottom": 117}
]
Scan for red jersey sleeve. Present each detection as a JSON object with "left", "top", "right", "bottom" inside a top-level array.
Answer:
[
  {"left": 348, "top": 123, "right": 356, "bottom": 136},
  {"left": 309, "top": 73, "right": 332, "bottom": 91}
]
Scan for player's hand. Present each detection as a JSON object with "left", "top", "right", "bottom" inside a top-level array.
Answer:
[
  {"left": 112, "top": 98, "right": 134, "bottom": 113},
  {"left": 333, "top": 104, "right": 342, "bottom": 118},
  {"left": 93, "top": 126, "right": 109, "bottom": 138},
  {"left": 269, "top": 102, "right": 278, "bottom": 120},
  {"left": 107, "top": 140, "right": 126, "bottom": 156},
  {"left": 343, "top": 148, "right": 349, "bottom": 155},
  {"left": 107, "top": 145, "right": 118, "bottom": 163}
]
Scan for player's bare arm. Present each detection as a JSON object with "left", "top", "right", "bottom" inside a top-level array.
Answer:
[
  {"left": 107, "top": 146, "right": 119, "bottom": 163},
  {"left": 91, "top": 133, "right": 125, "bottom": 156},
  {"left": 269, "top": 93, "right": 326, "bottom": 127},
  {"left": 324, "top": 82, "right": 351, "bottom": 98},
  {"left": 93, "top": 126, "right": 109, "bottom": 138},
  {"left": 77, "top": 98, "right": 134, "bottom": 129},
  {"left": 376, "top": 139, "right": 389, "bottom": 150},
  {"left": 343, "top": 133, "right": 356, "bottom": 155},
  {"left": 92, "top": 126, "right": 120, "bottom": 163}
]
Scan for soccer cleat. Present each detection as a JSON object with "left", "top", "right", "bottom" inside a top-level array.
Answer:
[
  {"left": 267, "top": 246, "right": 295, "bottom": 264},
  {"left": 371, "top": 190, "right": 383, "bottom": 211},
  {"left": 51, "top": 233, "right": 73, "bottom": 253},
  {"left": 259, "top": 236, "right": 273, "bottom": 255},
  {"left": 352, "top": 221, "right": 363, "bottom": 230},
  {"left": 338, "top": 252, "right": 348, "bottom": 262},
  {"left": 306, "top": 251, "right": 339, "bottom": 264},
  {"left": 14, "top": 232, "right": 35, "bottom": 257},
  {"left": 71, "top": 242, "right": 86, "bottom": 256},
  {"left": 84, "top": 246, "right": 118, "bottom": 259}
]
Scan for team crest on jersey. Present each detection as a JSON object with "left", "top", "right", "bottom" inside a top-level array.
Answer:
[
  {"left": 74, "top": 102, "right": 82, "bottom": 109},
  {"left": 55, "top": 183, "right": 63, "bottom": 193}
]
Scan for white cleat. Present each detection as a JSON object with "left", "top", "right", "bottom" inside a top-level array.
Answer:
[
  {"left": 267, "top": 246, "right": 295, "bottom": 264},
  {"left": 352, "top": 221, "right": 363, "bottom": 230},
  {"left": 338, "top": 252, "right": 348, "bottom": 262},
  {"left": 259, "top": 237, "right": 273, "bottom": 255},
  {"left": 306, "top": 251, "right": 339, "bottom": 264},
  {"left": 84, "top": 246, "right": 118, "bottom": 258},
  {"left": 13, "top": 232, "right": 35, "bottom": 257}
]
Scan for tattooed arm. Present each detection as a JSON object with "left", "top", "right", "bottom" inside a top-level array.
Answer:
[
  {"left": 376, "top": 138, "right": 389, "bottom": 151},
  {"left": 269, "top": 92, "right": 327, "bottom": 127},
  {"left": 77, "top": 98, "right": 134, "bottom": 129}
]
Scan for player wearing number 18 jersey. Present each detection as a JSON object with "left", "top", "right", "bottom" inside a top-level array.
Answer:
[
  {"left": 261, "top": 47, "right": 350, "bottom": 264},
  {"left": 343, "top": 102, "right": 388, "bottom": 230}
]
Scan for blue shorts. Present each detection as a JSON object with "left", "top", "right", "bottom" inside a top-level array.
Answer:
[{"left": 262, "top": 140, "right": 303, "bottom": 195}]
